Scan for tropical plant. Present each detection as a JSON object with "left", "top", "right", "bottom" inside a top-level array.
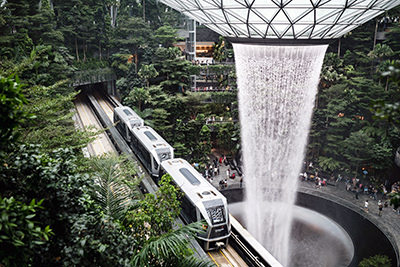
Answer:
[
  {"left": 358, "top": 254, "right": 391, "bottom": 267},
  {"left": 0, "top": 197, "right": 52, "bottom": 267},
  {"left": 90, "top": 155, "right": 141, "bottom": 221}
]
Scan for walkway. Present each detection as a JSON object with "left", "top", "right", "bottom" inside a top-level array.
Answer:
[
  {"left": 204, "top": 153, "right": 400, "bottom": 258},
  {"left": 298, "top": 180, "right": 400, "bottom": 257}
]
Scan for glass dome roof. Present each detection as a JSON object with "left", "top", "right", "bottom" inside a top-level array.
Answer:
[{"left": 159, "top": 0, "right": 400, "bottom": 40}]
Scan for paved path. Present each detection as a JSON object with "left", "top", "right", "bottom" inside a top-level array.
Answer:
[
  {"left": 298, "top": 180, "right": 400, "bottom": 257},
  {"left": 204, "top": 154, "right": 400, "bottom": 259}
]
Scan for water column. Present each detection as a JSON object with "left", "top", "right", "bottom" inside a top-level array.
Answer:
[{"left": 233, "top": 43, "right": 327, "bottom": 266}]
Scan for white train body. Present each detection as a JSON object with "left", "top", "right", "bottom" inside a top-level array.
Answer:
[
  {"left": 129, "top": 126, "right": 174, "bottom": 176},
  {"left": 114, "top": 106, "right": 230, "bottom": 250},
  {"left": 114, "top": 106, "right": 144, "bottom": 142},
  {"left": 161, "top": 158, "right": 230, "bottom": 250}
]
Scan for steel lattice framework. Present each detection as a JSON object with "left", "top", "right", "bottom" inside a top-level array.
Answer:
[{"left": 159, "top": 0, "right": 400, "bottom": 39}]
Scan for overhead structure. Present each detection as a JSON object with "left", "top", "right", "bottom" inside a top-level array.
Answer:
[{"left": 159, "top": 0, "right": 400, "bottom": 40}]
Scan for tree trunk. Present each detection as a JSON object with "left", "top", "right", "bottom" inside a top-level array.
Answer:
[
  {"left": 373, "top": 19, "right": 379, "bottom": 50},
  {"left": 337, "top": 38, "right": 341, "bottom": 58},
  {"left": 83, "top": 41, "right": 87, "bottom": 62},
  {"left": 385, "top": 76, "right": 389, "bottom": 91},
  {"left": 75, "top": 37, "right": 80, "bottom": 62},
  {"left": 99, "top": 40, "right": 102, "bottom": 60},
  {"left": 143, "top": 0, "right": 146, "bottom": 21}
]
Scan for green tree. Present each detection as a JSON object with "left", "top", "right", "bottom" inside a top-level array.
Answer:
[
  {"left": 0, "top": 197, "right": 52, "bottom": 267},
  {"left": 0, "top": 75, "right": 33, "bottom": 150},
  {"left": 138, "top": 64, "right": 159, "bottom": 88},
  {"left": 342, "top": 130, "right": 375, "bottom": 176},
  {"left": 125, "top": 87, "right": 150, "bottom": 111},
  {"left": 358, "top": 254, "right": 391, "bottom": 267},
  {"left": 154, "top": 47, "right": 192, "bottom": 93},
  {"left": 154, "top": 25, "right": 178, "bottom": 47}
]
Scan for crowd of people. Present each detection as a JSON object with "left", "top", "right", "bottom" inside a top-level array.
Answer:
[
  {"left": 202, "top": 154, "right": 243, "bottom": 190},
  {"left": 300, "top": 162, "right": 400, "bottom": 216},
  {"left": 192, "top": 86, "right": 234, "bottom": 92}
]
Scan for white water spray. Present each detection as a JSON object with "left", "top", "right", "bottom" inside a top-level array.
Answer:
[{"left": 233, "top": 44, "right": 327, "bottom": 266}]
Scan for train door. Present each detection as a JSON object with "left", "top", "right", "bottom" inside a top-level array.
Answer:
[
  {"left": 151, "top": 156, "right": 159, "bottom": 177},
  {"left": 125, "top": 123, "right": 130, "bottom": 142}
]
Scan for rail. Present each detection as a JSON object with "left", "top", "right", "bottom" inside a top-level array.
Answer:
[
  {"left": 86, "top": 91, "right": 282, "bottom": 267},
  {"left": 85, "top": 92, "right": 208, "bottom": 261}
]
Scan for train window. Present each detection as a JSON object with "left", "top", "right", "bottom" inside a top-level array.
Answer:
[
  {"left": 153, "top": 157, "right": 159, "bottom": 170},
  {"left": 123, "top": 109, "right": 132, "bottom": 116},
  {"left": 179, "top": 168, "right": 200, "bottom": 185},
  {"left": 206, "top": 206, "right": 225, "bottom": 225},
  {"left": 181, "top": 195, "right": 197, "bottom": 223},
  {"left": 144, "top": 131, "right": 157, "bottom": 141}
]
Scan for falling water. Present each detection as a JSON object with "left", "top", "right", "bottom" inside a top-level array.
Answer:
[{"left": 233, "top": 44, "right": 327, "bottom": 266}]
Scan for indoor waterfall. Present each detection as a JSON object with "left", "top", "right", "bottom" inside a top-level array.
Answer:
[{"left": 233, "top": 43, "right": 328, "bottom": 266}]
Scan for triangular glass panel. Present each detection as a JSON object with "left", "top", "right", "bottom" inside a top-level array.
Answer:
[
  {"left": 224, "top": 9, "right": 247, "bottom": 23},
  {"left": 320, "top": 24, "right": 345, "bottom": 38},
  {"left": 231, "top": 23, "right": 250, "bottom": 37},
  {"left": 297, "top": 27, "right": 313, "bottom": 39},
  {"left": 251, "top": 0, "right": 278, "bottom": 8},
  {"left": 285, "top": 0, "right": 313, "bottom": 8},
  {"left": 248, "top": 9, "right": 268, "bottom": 23},
  {"left": 296, "top": 9, "right": 315, "bottom": 24},
  {"left": 281, "top": 25, "right": 295, "bottom": 38},
  {"left": 316, "top": 9, "right": 341, "bottom": 24},
  {"left": 248, "top": 23, "right": 267, "bottom": 38},
  {"left": 353, "top": 9, "right": 384, "bottom": 25},
  {"left": 252, "top": 7, "right": 279, "bottom": 21},
  {"left": 285, "top": 8, "right": 312, "bottom": 22},
  {"left": 224, "top": 0, "right": 246, "bottom": 8},
  {"left": 201, "top": 0, "right": 220, "bottom": 9},
  {"left": 205, "top": 9, "right": 228, "bottom": 23},
  {"left": 322, "top": 0, "right": 346, "bottom": 8},
  {"left": 310, "top": 24, "right": 331, "bottom": 37},
  {"left": 272, "top": 9, "right": 291, "bottom": 25},
  {"left": 270, "top": 23, "right": 290, "bottom": 37},
  {"left": 352, "top": 0, "right": 374, "bottom": 9},
  {"left": 292, "top": 24, "right": 309, "bottom": 37},
  {"left": 226, "top": 8, "right": 249, "bottom": 22}
]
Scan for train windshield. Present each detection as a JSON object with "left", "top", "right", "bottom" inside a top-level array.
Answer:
[{"left": 203, "top": 199, "right": 226, "bottom": 225}]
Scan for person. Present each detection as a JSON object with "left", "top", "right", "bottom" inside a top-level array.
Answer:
[
  {"left": 364, "top": 200, "right": 369, "bottom": 213},
  {"left": 384, "top": 201, "right": 389, "bottom": 208},
  {"left": 226, "top": 169, "right": 230, "bottom": 179},
  {"left": 240, "top": 177, "right": 243, "bottom": 188},
  {"left": 230, "top": 172, "right": 236, "bottom": 179},
  {"left": 219, "top": 179, "right": 225, "bottom": 190},
  {"left": 303, "top": 172, "right": 308, "bottom": 181},
  {"left": 378, "top": 200, "right": 383, "bottom": 216},
  {"left": 355, "top": 187, "right": 359, "bottom": 199},
  {"left": 336, "top": 174, "right": 342, "bottom": 183},
  {"left": 223, "top": 178, "right": 228, "bottom": 188},
  {"left": 214, "top": 166, "right": 218, "bottom": 176}
]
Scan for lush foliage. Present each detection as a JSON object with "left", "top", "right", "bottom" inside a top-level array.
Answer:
[
  {"left": 0, "top": 197, "right": 52, "bottom": 267},
  {"left": 358, "top": 254, "right": 391, "bottom": 267},
  {"left": 307, "top": 14, "right": 400, "bottom": 184}
]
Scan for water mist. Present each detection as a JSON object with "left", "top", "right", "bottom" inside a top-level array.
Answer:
[{"left": 233, "top": 43, "right": 327, "bottom": 266}]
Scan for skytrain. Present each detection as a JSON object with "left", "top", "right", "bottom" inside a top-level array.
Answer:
[{"left": 114, "top": 105, "right": 231, "bottom": 250}]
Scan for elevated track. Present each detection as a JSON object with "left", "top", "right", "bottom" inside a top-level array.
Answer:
[{"left": 75, "top": 90, "right": 282, "bottom": 267}]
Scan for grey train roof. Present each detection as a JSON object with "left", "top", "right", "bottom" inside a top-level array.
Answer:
[
  {"left": 159, "top": 0, "right": 400, "bottom": 40},
  {"left": 114, "top": 106, "right": 144, "bottom": 128},
  {"left": 161, "top": 158, "right": 228, "bottom": 207}
]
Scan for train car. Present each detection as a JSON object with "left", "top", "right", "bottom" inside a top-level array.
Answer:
[
  {"left": 114, "top": 106, "right": 144, "bottom": 142},
  {"left": 161, "top": 158, "right": 231, "bottom": 250},
  {"left": 129, "top": 126, "right": 174, "bottom": 177}
]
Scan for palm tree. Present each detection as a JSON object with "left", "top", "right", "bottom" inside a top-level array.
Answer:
[
  {"left": 90, "top": 155, "right": 141, "bottom": 221},
  {"left": 91, "top": 157, "right": 210, "bottom": 266},
  {"left": 132, "top": 221, "right": 213, "bottom": 267}
]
